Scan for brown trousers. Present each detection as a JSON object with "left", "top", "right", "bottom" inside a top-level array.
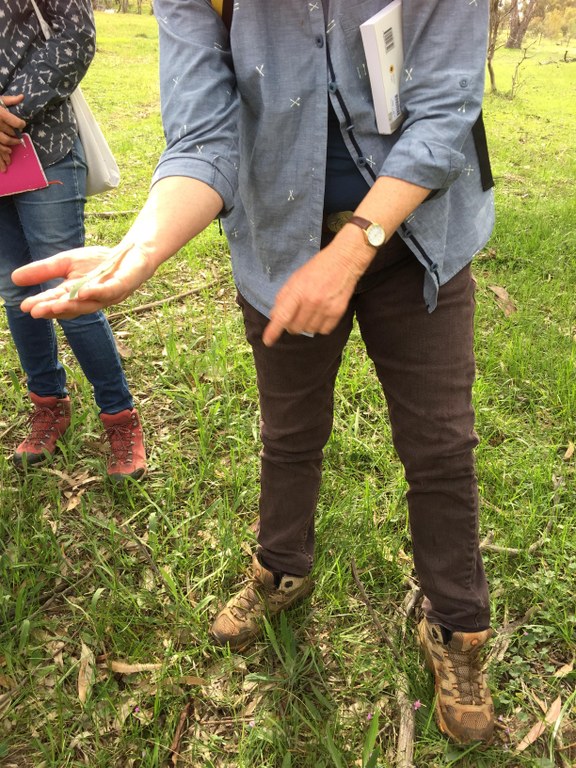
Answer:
[{"left": 238, "top": 237, "right": 490, "bottom": 632}]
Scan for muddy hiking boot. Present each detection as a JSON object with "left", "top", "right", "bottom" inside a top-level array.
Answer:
[
  {"left": 13, "top": 393, "right": 71, "bottom": 467},
  {"left": 99, "top": 408, "right": 146, "bottom": 482},
  {"left": 210, "top": 554, "right": 313, "bottom": 651},
  {"left": 418, "top": 618, "right": 495, "bottom": 744}
]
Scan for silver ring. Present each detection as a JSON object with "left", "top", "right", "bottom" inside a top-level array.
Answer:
[{"left": 0, "top": 97, "right": 6, "bottom": 108}]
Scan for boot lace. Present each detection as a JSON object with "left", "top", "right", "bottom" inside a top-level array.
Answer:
[
  {"left": 23, "top": 405, "right": 62, "bottom": 449},
  {"left": 446, "top": 646, "right": 485, "bottom": 705},
  {"left": 103, "top": 422, "right": 135, "bottom": 465},
  {"left": 228, "top": 583, "right": 263, "bottom": 621}
]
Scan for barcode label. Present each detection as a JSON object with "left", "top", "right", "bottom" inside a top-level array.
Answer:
[{"left": 383, "top": 26, "right": 394, "bottom": 53}]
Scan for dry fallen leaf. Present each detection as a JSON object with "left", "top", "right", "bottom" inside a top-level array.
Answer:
[
  {"left": 0, "top": 675, "right": 16, "bottom": 690},
  {"left": 108, "top": 661, "right": 162, "bottom": 675},
  {"left": 78, "top": 642, "right": 96, "bottom": 705},
  {"left": 521, "top": 679, "right": 547, "bottom": 715},
  {"left": 176, "top": 675, "right": 207, "bottom": 687},
  {"left": 65, "top": 489, "right": 85, "bottom": 512},
  {"left": 563, "top": 441, "right": 574, "bottom": 461},
  {"left": 553, "top": 659, "right": 574, "bottom": 678},
  {"left": 488, "top": 284, "right": 517, "bottom": 316},
  {"left": 112, "top": 695, "right": 139, "bottom": 731},
  {"left": 516, "top": 695, "right": 562, "bottom": 752}
]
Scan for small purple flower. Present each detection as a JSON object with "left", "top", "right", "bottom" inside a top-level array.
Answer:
[
  {"left": 248, "top": 720, "right": 256, "bottom": 728},
  {"left": 366, "top": 712, "right": 373, "bottom": 721},
  {"left": 133, "top": 706, "right": 141, "bottom": 713},
  {"left": 412, "top": 700, "right": 422, "bottom": 711}
]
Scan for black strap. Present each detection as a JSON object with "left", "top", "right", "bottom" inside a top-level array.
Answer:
[
  {"left": 221, "top": 0, "right": 234, "bottom": 32},
  {"left": 471, "top": 111, "right": 494, "bottom": 191}
]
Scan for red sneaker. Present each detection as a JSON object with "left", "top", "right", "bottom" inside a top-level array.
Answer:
[
  {"left": 13, "top": 393, "right": 71, "bottom": 467},
  {"left": 99, "top": 408, "right": 146, "bottom": 482}
]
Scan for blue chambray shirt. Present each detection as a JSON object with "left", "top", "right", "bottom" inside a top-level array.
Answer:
[{"left": 152, "top": 0, "right": 495, "bottom": 316}]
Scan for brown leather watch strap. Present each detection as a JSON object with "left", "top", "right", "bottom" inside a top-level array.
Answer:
[{"left": 348, "top": 215, "right": 372, "bottom": 231}]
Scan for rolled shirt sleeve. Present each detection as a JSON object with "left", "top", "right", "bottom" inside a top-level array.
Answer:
[
  {"left": 152, "top": 0, "right": 240, "bottom": 212},
  {"left": 380, "top": 0, "right": 490, "bottom": 193}
]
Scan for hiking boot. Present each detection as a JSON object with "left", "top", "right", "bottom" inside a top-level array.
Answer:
[
  {"left": 99, "top": 408, "right": 146, "bottom": 482},
  {"left": 210, "top": 554, "right": 313, "bottom": 651},
  {"left": 13, "top": 393, "right": 71, "bottom": 467},
  {"left": 418, "top": 618, "right": 495, "bottom": 744}
]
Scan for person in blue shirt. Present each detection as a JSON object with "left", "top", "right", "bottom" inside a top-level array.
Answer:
[
  {"left": 0, "top": 0, "right": 146, "bottom": 481},
  {"left": 13, "top": 0, "right": 495, "bottom": 743}
]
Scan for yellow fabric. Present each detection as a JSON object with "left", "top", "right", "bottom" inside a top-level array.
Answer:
[{"left": 211, "top": 0, "right": 223, "bottom": 16}]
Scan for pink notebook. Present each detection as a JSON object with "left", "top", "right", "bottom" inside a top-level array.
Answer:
[{"left": 0, "top": 134, "right": 49, "bottom": 197}]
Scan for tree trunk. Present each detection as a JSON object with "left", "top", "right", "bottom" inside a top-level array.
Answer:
[
  {"left": 487, "top": 0, "right": 502, "bottom": 91},
  {"left": 506, "top": 0, "right": 541, "bottom": 49}
]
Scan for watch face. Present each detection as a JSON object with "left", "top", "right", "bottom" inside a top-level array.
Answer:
[{"left": 366, "top": 223, "right": 385, "bottom": 247}]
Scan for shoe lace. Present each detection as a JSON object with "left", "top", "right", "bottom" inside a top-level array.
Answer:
[
  {"left": 228, "top": 583, "right": 263, "bottom": 621},
  {"left": 103, "top": 422, "right": 135, "bottom": 464},
  {"left": 23, "top": 405, "right": 61, "bottom": 447},
  {"left": 446, "top": 646, "right": 485, "bottom": 705}
]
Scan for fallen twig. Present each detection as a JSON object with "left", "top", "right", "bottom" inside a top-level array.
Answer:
[
  {"left": 196, "top": 715, "right": 259, "bottom": 727},
  {"left": 396, "top": 580, "right": 422, "bottom": 768},
  {"left": 395, "top": 687, "right": 416, "bottom": 768},
  {"left": 85, "top": 210, "right": 139, "bottom": 218},
  {"left": 106, "top": 278, "right": 223, "bottom": 321},
  {"left": 351, "top": 559, "right": 418, "bottom": 768},
  {"left": 479, "top": 519, "right": 553, "bottom": 555},
  {"left": 117, "top": 521, "right": 162, "bottom": 578},
  {"left": 480, "top": 475, "right": 562, "bottom": 555},
  {"left": 350, "top": 559, "right": 399, "bottom": 661},
  {"left": 0, "top": 422, "right": 18, "bottom": 440},
  {"left": 169, "top": 699, "right": 192, "bottom": 766},
  {"left": 486, "top": 606, "right": 538, "bottom": 664},
  {"left": 2, "top": 570, "right": 96, "bottom": 636}
]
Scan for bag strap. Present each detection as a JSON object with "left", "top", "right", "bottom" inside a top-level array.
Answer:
[
  {"left": 211, "top": 0, "right": 234, "bottom": 32},
  {"left": 471, "top": 111, "right": 494, "bottom": 192},
  {"left": 30, "top": 0, "right": 53, "bottom": 39}
]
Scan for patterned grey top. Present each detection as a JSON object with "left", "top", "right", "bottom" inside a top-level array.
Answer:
[
  {"left": 152, "top": 0, "right": 495, "bottom": 316},
  {"left": 0, "top": 0, "right": 95, "bottom": 167}
]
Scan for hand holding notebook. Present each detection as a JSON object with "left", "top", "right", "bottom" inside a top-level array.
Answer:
[
  {"left": 0, "top": 133, "right": 49, "bottom": 197},
  {"left": 0, "top": 93, "right": 27, "bottom": 171}
]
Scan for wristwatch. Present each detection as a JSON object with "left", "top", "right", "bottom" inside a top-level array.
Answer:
[{"left": 348, "top": 215, "right": 386, "bottom": 248}]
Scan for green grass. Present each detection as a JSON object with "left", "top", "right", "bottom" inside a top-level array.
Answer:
[{"left": 0, "top": 17, "right": 575, "bottom": 768}]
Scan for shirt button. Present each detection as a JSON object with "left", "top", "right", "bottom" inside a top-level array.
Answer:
[
  {"left": 328, "top": 81, "right": 338, "bottom": 93},
  {"left": 459, "top": 78, "right": 469, "bottom": 88},
  {"left": 356, "top": 156, "right": 367, "bottom": 167},
  {"left": 315, "top": 35, "right": 324, "bottom": 48}
]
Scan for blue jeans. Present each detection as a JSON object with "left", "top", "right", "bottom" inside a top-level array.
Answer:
[{"left": 0, "top": 138, "right": 132, "bottom": 414}]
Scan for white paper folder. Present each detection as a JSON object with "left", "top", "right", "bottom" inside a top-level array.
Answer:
[{"left": 360, "top": 0, "right": 404, "bottom": 134}]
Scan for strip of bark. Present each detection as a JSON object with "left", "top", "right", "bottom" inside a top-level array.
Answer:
[
  {"left": 351, "top": 559, "right": 418, "bottom": 768},
  {"left": 169, "top": 699, "right": 192, "bottom": 766},
  {"left": 85, "top": 210, "right": 139, "bottom": 218},
  {"left": 106, "top": 279, "right": 222, "bottom": 321}
]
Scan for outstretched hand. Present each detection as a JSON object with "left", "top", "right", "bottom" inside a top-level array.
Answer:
[{"left": 12, "top": 244, "right": 155, "bottom": 319}]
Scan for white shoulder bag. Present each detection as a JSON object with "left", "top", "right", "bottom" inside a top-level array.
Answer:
[{"left": 31, "top": 0, "right": 120, "bottom": 196}]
